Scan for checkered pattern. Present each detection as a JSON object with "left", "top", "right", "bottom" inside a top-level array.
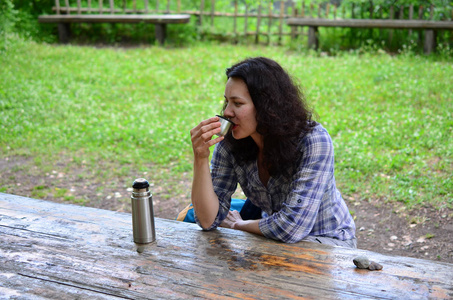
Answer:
[{"left": 196, "top": 124, "right": 356, "bottom": 243}]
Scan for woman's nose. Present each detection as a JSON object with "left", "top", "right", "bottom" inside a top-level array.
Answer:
[{"left": 223, "top": 103, "right": 234, "bottom": 118}]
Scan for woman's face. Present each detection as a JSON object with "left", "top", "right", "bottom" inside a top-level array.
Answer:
[{"left": 223, "top": 77, "right": 260, "bottom": 143}]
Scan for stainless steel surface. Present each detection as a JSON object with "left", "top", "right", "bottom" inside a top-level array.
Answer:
[
  {"left": 216, "top": 115, "right": 234, "bottom": 136},
  {"left": 131, "top": 178, "right": 156, "bottom": 244}
]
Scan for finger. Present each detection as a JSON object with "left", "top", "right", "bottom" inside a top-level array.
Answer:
[
  {"left": 193, "top": 116, "right": 220, "bottom": 131},
  {"left": 231, "top": 210, "right": 242, "bottom": 221},
  {"left": 200, "top": 121, "right": 221, "bottom": 135},
  {"left": 232, "top": 210, "right": 241, "bottom": 217},
  {"left": 191, "top": 122, "right": 221, "bottom": 142},
  {"left": 203, "top": 133, "right": 224, "bottom": 146},
  {"left": 199, "top": 126, "right": 221, "bottom": 141}
]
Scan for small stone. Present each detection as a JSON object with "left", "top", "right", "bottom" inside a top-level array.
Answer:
[
  {"left": 417, "top": 236, "right": 426, "bottom": 243},
  {"left": 390, "top": 235, "right": 398, "bottom": 241},
  {"left": 353, "top": 256, "right": 370, "bottom": 269},
  {"left": 359, "top": 227, "right": 366, "bottom": 231},
  {"left": 368, "top": 261, "right": 383, "bottom": 271}
]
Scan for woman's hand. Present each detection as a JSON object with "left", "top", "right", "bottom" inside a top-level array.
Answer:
[
  {"left": 190, "top": 116, "right": 224, "bottom": 160},
  {"left": 221, "top": 210, "right": 263, "bottom": 236},
  {"left": 220, "top": 210, "right": 243, "bottom": 229}
]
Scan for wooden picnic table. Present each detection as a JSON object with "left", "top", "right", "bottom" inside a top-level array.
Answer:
[{"left": 1, "top": 192, "right": 452, "bottom": 299}]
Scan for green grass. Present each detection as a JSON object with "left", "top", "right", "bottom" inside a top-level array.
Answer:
[{"left": 1, "top": 35, "right": 452, "bottom": 210}]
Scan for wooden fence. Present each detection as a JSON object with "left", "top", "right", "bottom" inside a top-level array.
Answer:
[{"left": 55, "top": 0, "right": 453, "bottom": 47}]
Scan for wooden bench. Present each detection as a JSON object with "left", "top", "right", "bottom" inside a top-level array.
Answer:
[
  {"left": 1, "top": 193, "right": 453, "bottom": 298},
  {"left": 287, "top": 3, "right": 453, "bottom": 54},
  {"left": 38, "top": 1, "right": 191, "bottom": 45}
]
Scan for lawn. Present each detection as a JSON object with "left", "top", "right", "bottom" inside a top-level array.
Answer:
[{"left": 1, "top": 36, "right": 452, "bottom": 211}]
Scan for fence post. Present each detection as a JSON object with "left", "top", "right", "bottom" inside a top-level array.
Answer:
[
  {"left": 300, "top": 1, "right": 305, "bottom": 42},
  {"left": 55, "top": 0, "right": 60, "bottom": 14},
  {"left": 389, "top": 5, "right": 394, "bottom": 46},
  {"left": 418, "top": 6, "right": 423, "bottom": 46},
  {"left": 211, "top": 0, "right": 215, "bottom": 30},
  {"left": 233, "top": 0, "right": 238, "bottom": 42},
  {"left": 255, "top": 3, "right": 262, "bottom": 44},
  {"left": 291, "top": 2, "right": 296, "bottom": 40},
  {"left": 424, "top": 4, "right": 436, "bottom": 54},
  {"left": 308, "top": 27, "right": 318, "bottom": 50},
  {"left": 267, "top": 1, "right": 272, "bottom": 45},
  {"left": 56, "top": 0, "right": 70, "bottom": 43},
  {"left": 244, "top": 3, "right": 248, "bottom": 38},
  {"left": 278, "top": 0, "right": 284, "bottom": 45},
  {"left": 368, "top": 1, "right": 373, "bottom": 36},
  {"left": 409, "top": 4, "right": 413, "bottom": 36},
  {"left": 199, "top": 0, "right": 204, "bottom": 26}
]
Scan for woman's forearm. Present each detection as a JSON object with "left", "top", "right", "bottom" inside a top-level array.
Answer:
[
  {"left": 191, "top": 157, "right": 219, "bottom": 229},
  {"left": 235, "top": 219, "right": 263, "bottom": 236}
]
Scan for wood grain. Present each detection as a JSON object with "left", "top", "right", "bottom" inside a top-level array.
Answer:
[
  {"left": 287, "top": 18, "right": 453, "bottom": 30},
  {"left": 38, "top": 14, "right": 191, "bottom": 24},
  {"left": 1, "top": 193, "right": 452, "bottom": 299}
]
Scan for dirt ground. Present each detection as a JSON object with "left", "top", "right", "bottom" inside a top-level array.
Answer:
[{"left": 1, "top": 155, "right": 452, "bottom": 265}]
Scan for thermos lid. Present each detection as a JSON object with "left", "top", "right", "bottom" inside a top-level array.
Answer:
[{"left": 132, "top": 178, "right": 149, "bottom": 189}]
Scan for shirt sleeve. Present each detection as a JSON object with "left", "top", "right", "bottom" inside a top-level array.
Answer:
[
  {"left": 258, "top": 129, "right": 336, "bottom": 243},
  {"left": 194, "top": 141, "right": 237, "bottom": 230}
]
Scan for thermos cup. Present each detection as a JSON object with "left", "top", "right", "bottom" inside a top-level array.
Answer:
[
  {"left": 131, "top": 178, "right": 156, "bottom": 244},
  {"left": 216, "top": 115, "right": 235, "bottom": 136}
]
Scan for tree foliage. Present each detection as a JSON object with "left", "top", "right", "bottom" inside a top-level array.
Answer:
[{"left": 0, "top": 0, "right": 17, "bottom": 34}]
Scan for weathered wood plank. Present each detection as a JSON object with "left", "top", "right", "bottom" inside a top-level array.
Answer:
[
  {"left": 287, "top": 18, "right": 453, "bottom": 30},
  {"left": 1, "top": 193, "right": 452, "bottom": 299},
  {"left": 38, "top": 14, "right": 191, "bottom": 24}
]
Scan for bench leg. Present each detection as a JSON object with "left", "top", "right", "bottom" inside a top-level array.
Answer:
[
  {"left": 58, "top": 23, "right": 71, "bottom": 44},
  {"left": 424, "top": 30, "right": 436, "bottom": 55},
  {"left": 308, "top": 26, "right": 319, "bottom": 50},
  {"left": 155, "top": 24, "right": 167, "bottom": 45}
]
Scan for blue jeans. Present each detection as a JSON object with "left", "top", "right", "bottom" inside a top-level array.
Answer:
[{"left": 177, "top": 199, "right": 262, "bottom": 223}]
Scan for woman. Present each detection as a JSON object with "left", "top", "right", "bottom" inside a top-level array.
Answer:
[{"left": 190, "top": 57, "right": 356, "bottom": 247}]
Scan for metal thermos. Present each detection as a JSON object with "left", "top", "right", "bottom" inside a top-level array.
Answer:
[{"left": 131, "top": 178, "right": 156, "bottom": 244}]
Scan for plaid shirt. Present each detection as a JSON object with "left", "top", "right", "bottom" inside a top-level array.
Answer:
[{"left": 198, "top": 124, "right": 356, "bottom": 243}]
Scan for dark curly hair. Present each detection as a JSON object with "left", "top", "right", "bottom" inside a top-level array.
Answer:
[{"left": 223, "top": 57, "right": 316, "bottom": 177}]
